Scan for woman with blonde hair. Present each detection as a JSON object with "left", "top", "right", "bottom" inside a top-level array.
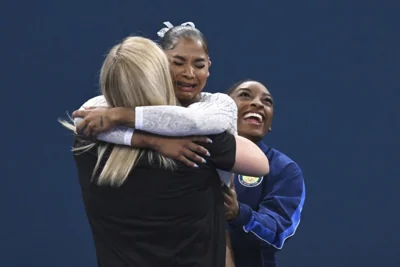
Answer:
[
  {"left": 71, "top": 21, "right": 238, "bottom": 185},
  {"left": 61, "top": 36, "right": 269, "bottom": 267}
]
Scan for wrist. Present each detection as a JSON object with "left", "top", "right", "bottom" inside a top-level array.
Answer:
[
  {"left": 110, "top": 107, "right": 135, "bottom": 127},
  {"left": 129, "top": 132, "right": 156, "bottom": 149},
  {"left": 146, "top": 135, "right": 163, "bottom": 151},
  {"left": 139, "top": 133, "right": 160, "bottom": 150},
  {"left": 108, "top": 107, "right": 122, "bottom": 125}
]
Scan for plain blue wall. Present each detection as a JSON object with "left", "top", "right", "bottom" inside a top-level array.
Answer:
[{"left": 2, "top": 0, "right": 399, "bottom": 266}]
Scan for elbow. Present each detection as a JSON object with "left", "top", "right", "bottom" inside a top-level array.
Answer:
[
  {"left": 234, "top": 158, "right": 269, "bottom": 177},
  {"left": 263, "top": 157, "right": 270, "bottom": 175},
  {"left": 254, "top": 157, "right": 269, "bottom": 177},
  {"left": 233, "top": 136, "right": 270, "bottom": 177},
  {"left": 262, "top": 160, "right": 270, "bottom": 176},
  {"left": 249, "top": 152, "right": 269, "bottom": 177}
]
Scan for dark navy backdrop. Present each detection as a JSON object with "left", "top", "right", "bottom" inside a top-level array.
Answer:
[{"left": 2, "top": 0, "right": 399, "bottom": 266}]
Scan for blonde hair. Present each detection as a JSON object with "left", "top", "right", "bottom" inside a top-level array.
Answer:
[{"left": 60, "top": 36, "right": 177, "bottom": 187}]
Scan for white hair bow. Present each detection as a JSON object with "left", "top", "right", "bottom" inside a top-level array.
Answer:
[{"left": 157, "top": 21, "right": 196, "bottom": 38}]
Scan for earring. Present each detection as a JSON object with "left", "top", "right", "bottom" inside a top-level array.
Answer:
[{"left": 268, "top": 127, "right": 272, "bottom": 132}]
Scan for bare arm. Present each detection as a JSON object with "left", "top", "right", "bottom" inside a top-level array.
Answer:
[
  {"left": 73, "top": 93, "right": 237, "bottom": 142},
  {"left": 73, "top": 94, "right": 239, "bottom": 183},
  {"left": 230, "top": 135, "right": 270, "bottom": 176},
  {"left": 205, "top": 133, "right": 270, "bottom": 182}
]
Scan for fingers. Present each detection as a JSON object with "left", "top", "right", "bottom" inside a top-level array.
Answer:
[
  {"left": 224, "top": 203, "right": 234, "bottom": 221},
  {"left": 77, "top": 120, "right": 99, "bottom": 137},
  {"left": 224, "top": 193, "right": 232, "bottom": 205},
  {"left": 76, "top": 121, "right": 86, "bottom": 135},
  {"left": 182, "top": 149, "right": 206, "bottom": 165},
  {"left": 72, "top": 110, "right": 89, "bottom": 119},
  {"left": 186, "top": 142, "right": 210, "bottom": 157},
  {"left": 190, "top": 136, "right": 213, "bottom": 144},
  {"left": 224, "top": 202, "right": 230, "bottom": 210},
  {"left": 229, "top": 174, "right": 235, "bottom": 189},
  {"left": 224, "top": 189, "right": 236, "bottom": 204},
  {"left": 222, "top": 184, "right": 231, "bottom": 194},
  {"left": 82, "top": 106, "right": 97, "bottom": 110},
  {"left": 178, "top": 155, "right": 199, "bottom": 168}
]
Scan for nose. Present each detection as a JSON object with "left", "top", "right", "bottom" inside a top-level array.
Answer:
[
  {"left": 250, "top": 97, "right": 264, "bottom": 108},
  {"left": 182, "top": 65, "right": 195, "bottom": 79}
]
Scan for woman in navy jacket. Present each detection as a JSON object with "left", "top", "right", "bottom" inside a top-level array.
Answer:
[{"left": 224, "top": 80, "right": 306, "bottom": 267}]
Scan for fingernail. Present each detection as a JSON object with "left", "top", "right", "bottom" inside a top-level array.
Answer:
[
  {"left": 193, "top": 164, "right": 199, "bottom": 168},
  {"left": 202, "top": 158, "right": 207, "bottom": 163},
  {"left": 206, "top": 151, "right": 210, "bottom": 157},
  {"left": 207, "top": 138, "right": 213, "bottom": 143}
]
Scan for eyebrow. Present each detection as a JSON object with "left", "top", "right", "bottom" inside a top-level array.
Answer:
[
  {"left": 237, "top": 88, "right": 272, "bottom": 97},
  {"left": 172, "top": 55, "right": 206, "bottom": 62}
]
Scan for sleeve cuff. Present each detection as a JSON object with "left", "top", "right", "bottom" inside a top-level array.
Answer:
[
  {"left": 124, "top": 128, "right": 135, "bottom": 146},
  {"left": 228, "top": 202, "right": 252, "bottom": 227},
  {"left": 135, "top": 107, "right": 143, "bottom": 130}
]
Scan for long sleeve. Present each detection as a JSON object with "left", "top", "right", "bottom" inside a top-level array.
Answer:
[
  {"left": 73, "top": 96, "right": 134, "bottom": 146},
  {"left": 73, "top": 93, "right": 238, "bottom": 145},
  {"left": 135, "top": 92, "right": 238, "bottom": 136},
  {"left": 228, "top": 162, "right": 306, "bottom": 250}
]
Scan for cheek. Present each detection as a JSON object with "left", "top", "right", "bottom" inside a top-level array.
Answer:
[
  {"left": 266, "top": 108, "right": 274, "bottom": 120},
  {"left": 169, "top": 65, "right": 181, "bottom": 77},
  {"left": 265, "top": 108, "right": 274, "bottom": 126},
  {"left": 195, "top": 69, "right": 209, "bottom": 84}
]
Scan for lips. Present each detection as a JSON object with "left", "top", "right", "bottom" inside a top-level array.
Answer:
[
  {"left": 243, "top": 111, "right": 265, "bottom": 126},
  {"left": 176, "top": 81, "right": 197, "bottom": 92}
]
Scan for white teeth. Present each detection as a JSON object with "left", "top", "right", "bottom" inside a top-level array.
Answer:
[{"left": 244, "top": 112, "right": 263, "bottom": 121}]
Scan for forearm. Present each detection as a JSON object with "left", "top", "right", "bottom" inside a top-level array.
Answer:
[
  {"left": 77, "top": 93, "right": 237, "bottom": 137},
  {"left": 110, "top": 107, "right": 135, "bottom": 128},
  {"left": 76, "top": 95, "right": 136, "bottom": 128},
  {"left": 136, "top": 93, "right": 238, "bottom": 136},
  {"left": 129, "top": 131, "right": 158, "bottom": 149},
  {"left": 96, "top": 126, "right": 158, "bottom": 150},
  {"left": 101, "top": 104, "right": 233, "bottom": 137},
  {"left": 136, "top": 106, "right": 229, "bottom": 136}
]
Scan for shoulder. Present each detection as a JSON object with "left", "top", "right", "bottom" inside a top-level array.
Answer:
[
  {"left": 80, "top": 95, "right": 108, "bottom": 108},
  {"left": 268, "top": 147, "right": 303, "bottom": 179},
  {"left": 200, "top": 92, "right": 236, "bottom": 106}
]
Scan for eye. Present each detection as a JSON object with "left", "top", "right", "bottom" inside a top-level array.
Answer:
[
  {"left": 173, "top": 61, "right": 184, "bottom": 66},
  {"left": 238, "top": 92, "right": 251, "bottom": 98},
  {"left": 263, "top": 98, "right": 273, "bottom": 106},
  {"left": 195, "top": 64, "right": 205, "bottom": 69}
]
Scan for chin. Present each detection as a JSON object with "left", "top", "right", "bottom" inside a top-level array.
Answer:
[
  {"left": 177, "top": 92, "right": 194, "bottom": 100},
  {"left": 176, "top": 92, "right": 197, "bottom": 106}
]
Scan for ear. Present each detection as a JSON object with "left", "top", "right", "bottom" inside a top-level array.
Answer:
[{"left": 207, "top": 59, "right": 212, "bottom": 77}]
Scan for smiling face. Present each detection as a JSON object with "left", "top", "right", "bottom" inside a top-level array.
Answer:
[
  {"left": 164, "top": 38, "right": 210, "bottom": 106},
  {"left": 229, "top": 81, "right": 274, "bottom": 143}
]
